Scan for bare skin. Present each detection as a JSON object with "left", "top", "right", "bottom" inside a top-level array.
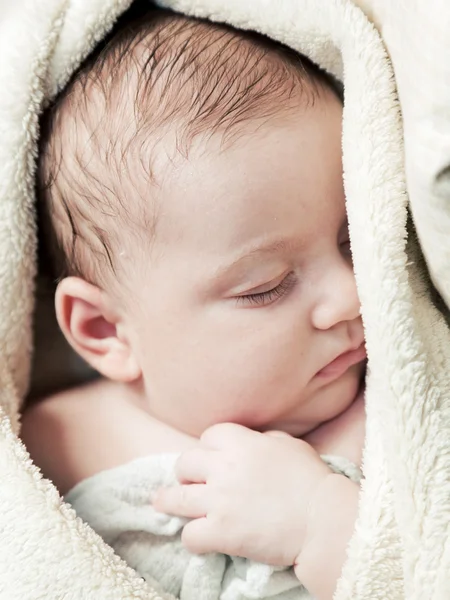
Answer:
[
  {"left": 21, "top": 380, "right": 365, "bottom": 496},
  {"left": 21, "top": 379, "right": 364, "bottom": 600},
  {"left": 22, "top": 94, "right": 366, "bottom": 600}
]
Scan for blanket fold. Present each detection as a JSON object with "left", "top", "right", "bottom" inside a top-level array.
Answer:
[
  {"left": 0, "top": 0, "right": 449, "bottom": 598},
  {"left": 65, "top": 454, "right": 361, "bottom": 600}
]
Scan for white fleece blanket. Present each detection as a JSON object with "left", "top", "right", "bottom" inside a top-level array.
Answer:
[
  {"left": 1, "top": 1, "right": 450, "bottom": 599},
  {"left": 65, "top": 454, "right": 362, "bottom": 600}
]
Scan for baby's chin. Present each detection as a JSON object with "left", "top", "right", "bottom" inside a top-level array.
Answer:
[
  {"left": 267, "top": 363, "right": 365, "bottom": 437},
  {"left": 310, "top": 362, "right": 364, "bottom": 425}
]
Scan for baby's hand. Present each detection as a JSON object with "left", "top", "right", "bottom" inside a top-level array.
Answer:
[{"left": 153, "top": 423, "right": 332, "bottom": 567}]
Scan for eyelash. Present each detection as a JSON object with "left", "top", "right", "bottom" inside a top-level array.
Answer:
[{"left": 236, "top": 272, "right": 297, "bottom": 307}]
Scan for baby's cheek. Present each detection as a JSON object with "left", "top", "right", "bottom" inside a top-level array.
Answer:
[{"left": 320, "top": 367, "right": 363, "bottom": 420}]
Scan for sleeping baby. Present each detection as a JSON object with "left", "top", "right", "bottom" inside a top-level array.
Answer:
[{"left": 21, "top": 5, "right": 367, "bottom": 600}]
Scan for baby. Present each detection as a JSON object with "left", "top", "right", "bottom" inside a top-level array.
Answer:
[{"left": 22, "top": 5, "right": 367, "bottom": 600}]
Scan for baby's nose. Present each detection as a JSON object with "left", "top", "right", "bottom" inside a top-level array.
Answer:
[{"left": 311, "top": 263, "right": 361, "bottom": 331}]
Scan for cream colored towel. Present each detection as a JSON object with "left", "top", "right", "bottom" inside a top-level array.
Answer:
[
  {"left": 355, "top": 0, "right": 450, "bottom": 310},
  {"left": 0, "top": 1, "right": 449, "bottom": 599}
]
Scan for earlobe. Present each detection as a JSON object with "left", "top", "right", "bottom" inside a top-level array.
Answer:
[{"left": 55, "top": 277, "right": 141, "bottom": 383}]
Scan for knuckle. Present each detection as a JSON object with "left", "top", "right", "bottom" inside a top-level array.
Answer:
[
  {"left": 202, "top": 422, "right": 250, "bottom": 450},
  {"left": 200, "top": 423, "right": 225, "bottom": 444},
  {"left": 215, "top": 458, "right": 236, "bottom": 482},
  {"left": 210, "top": 505, "right": 231, "bottom": 530}
]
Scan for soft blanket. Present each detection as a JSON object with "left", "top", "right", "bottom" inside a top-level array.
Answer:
[
  {"left": 0, "top": 1, "right": 450, "bottom": 599},
  {"left": 65, "top": 454, "right": 361, "bottom": 600}
]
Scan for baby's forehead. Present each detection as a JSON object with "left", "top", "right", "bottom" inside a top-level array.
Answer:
[{"left": 40, "top": 9, "right": 329, "bottom": 285}]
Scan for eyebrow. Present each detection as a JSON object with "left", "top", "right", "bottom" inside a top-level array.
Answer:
[{"left": 212, "top": 238, "right": 299, "bottom": 280}]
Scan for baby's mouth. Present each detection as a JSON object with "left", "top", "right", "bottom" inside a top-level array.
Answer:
[{"left": 316, "top": 343, "right": 367, "bottom": 382}]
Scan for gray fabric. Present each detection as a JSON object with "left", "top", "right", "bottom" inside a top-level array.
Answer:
[{"left": 66, "top": 454, "right": 361, "bottom": 600}]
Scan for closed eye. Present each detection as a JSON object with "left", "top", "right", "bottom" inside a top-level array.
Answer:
[{"left": 235, "top": 272, "right": 297, "bottom": 307}]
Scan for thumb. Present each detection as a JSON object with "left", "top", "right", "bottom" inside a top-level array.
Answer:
[{"left": 264, "top": 430, "right": 293, "bottom": 439}]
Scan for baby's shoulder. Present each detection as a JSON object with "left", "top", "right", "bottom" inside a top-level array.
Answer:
[
  {"left": 20, "top": 379, "right": 135, "bottom": 494},
  {"left": 20, "top": 379, "right": 196, "bottom": 495},
  {"left": 21, "top": 378, "right": 123, "bottom": 443}
]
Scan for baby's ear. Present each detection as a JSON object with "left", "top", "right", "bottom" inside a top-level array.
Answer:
[{"left": 55, "top": 277, "right": 141, "bottom": 383}]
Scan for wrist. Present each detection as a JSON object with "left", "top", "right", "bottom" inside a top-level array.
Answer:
[{"left": 294, "top": 474, "right": 360, "bottom": 600}]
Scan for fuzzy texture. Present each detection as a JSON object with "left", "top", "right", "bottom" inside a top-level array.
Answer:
[
  {"left": 0, "top": 0, "right": 450, "bottom": 599},
  {"left": 353, "top": 0, "right": 450, "bottom": 311},
  {"left": 65, "top": 453, "right": 361, "bottom": 600}
]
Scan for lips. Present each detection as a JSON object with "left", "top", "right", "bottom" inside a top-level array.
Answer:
[{"left": 316, "top": 343, "right": 367, "bottom": 381}]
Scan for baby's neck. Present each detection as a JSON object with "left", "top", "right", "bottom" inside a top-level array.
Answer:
[
  {"left": 105, "top": 379, "right": 199, "bottom": 455},
  {"left": 105, "top": 377, "right": 365, "bottom": 465},
  {"left": 21, "top": 376, "right": 364, "bottom": 496}
]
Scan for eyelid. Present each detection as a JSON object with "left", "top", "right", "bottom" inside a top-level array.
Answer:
[
  {"left": 235, "top": 271, "right": 297, "bottom": 307},
  {"left": 238, "top": 271, "right": 291, "bottom": 297}
]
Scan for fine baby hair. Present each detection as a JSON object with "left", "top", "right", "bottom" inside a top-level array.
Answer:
[{"left": 37, "top": 4, "right": 337, "bottom": 287}]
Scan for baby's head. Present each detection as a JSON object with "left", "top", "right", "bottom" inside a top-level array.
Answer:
[{"left": 38, "top": 6, "right": 365, "bottom": 437}]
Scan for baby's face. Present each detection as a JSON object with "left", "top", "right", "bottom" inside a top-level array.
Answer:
[{"left": 123, "top": 91, "right": 365, "bottom": 437}]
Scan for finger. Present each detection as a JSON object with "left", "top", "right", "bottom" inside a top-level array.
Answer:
[
  {"left": 181, "top": 517, "right": 215, "bottom": 554},
  {"left": 182, "top": 516, "right": 240, "bottom": 557},
  {"left": 200, "top": 422, "right": 258, "bottom": 449},
  {"left": 176, "top": 448, "right": 215, "bottom": 484},
  {"left": 153, "top": 484, "right": 208, "bottom": 519},
  {"left": 264, "top": 430, "right": 293, "bottom": 439}
]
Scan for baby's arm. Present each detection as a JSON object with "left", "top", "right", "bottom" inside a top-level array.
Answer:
[
  {"left": 154, "top": 423, "right": 360, "bottom": 600},
  {"left": 293, "top": 472, "right": 359, "bottom": 599}
]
